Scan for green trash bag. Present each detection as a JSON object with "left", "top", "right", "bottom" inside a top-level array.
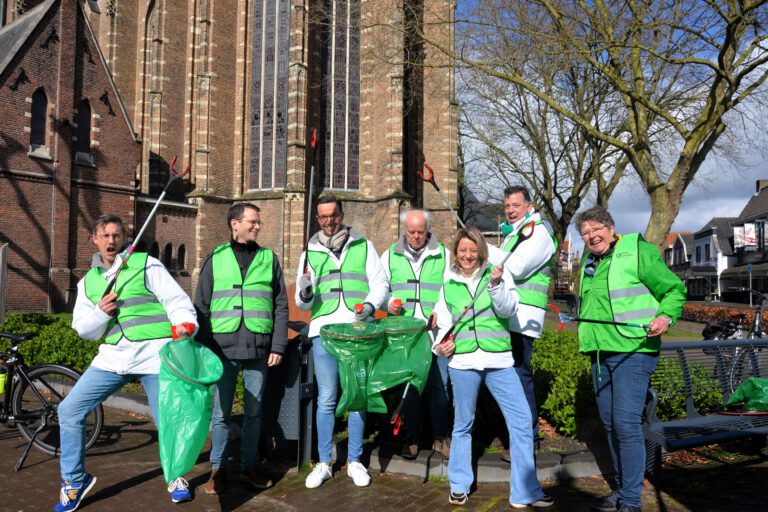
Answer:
[
  {"left": 158, "top": 338, "right": 223, "bottom": 484},
  {"left": 368, "top": 316, "right": 432, "bottom": 412},
  {"left": 320, "top": 322, "right": 385, "bottom": 416},
  {"left": 725, "top": 377, "right": 768, "bottom": 412}
]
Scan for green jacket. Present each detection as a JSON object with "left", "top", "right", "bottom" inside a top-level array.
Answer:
[{"left": 578, "top": 233, "right": 686, "bottom": 353}]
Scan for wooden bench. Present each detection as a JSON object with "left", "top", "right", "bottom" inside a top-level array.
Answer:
[{"left": 643, "top": 338, "right": 768, "bottom": 478}]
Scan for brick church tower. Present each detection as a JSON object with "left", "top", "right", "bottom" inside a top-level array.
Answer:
[{"left": 1, "top": 0, "right": 457, "bottom": 311}]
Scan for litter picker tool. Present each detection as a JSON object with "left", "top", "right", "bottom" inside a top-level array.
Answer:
[
  {"left": 418, "top": 162, "right": 465, "bottom": 228},
  {"left": 102, "top": 156, "right": 190, "bottom": 298},
  {"left": 437, "top": 220, "right": 536, "bottom": 347},
  {"left": 390, "top": 311, "right": 437, "bottom": 435},
  {"left": 557, "top": 310, "right": 650, "bottom": 331},
  {"left": 303, "top": 128, "right": 319, "bottom": 275}
]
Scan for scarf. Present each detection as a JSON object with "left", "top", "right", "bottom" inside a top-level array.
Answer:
[{"left": 318, "top": 225, "right": 350, "bottom": 253}]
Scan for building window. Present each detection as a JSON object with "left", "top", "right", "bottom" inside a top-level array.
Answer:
[
  {"left": 29, "top": 88, "right": 49, "bottom": 157},
  {"left": 177, "top": 244, "right": 186, "bottom": 270},
  {"left": 695, "top": 246, "right": 701, "bottom": 264},
  {"left": 705, "top": 243, "right": 711, "bottom": 261},
  {"left": 150, "top": 241, "right": 160, "bottom": 259},
  {"left": 247, "top": 0, "right": 290, "bottom": 190},
  {"left": 74, "top": 100, "right": 94, "bottom": 165},
  {"left": 163, "top": 243, "right": 173, "bottom": 269},
  {"left": 321, "top": 0, "right": 361, "bottom": 191}
]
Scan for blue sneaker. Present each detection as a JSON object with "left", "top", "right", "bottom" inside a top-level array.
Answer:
[
  {"left": 54, "top": 474, "right": 97, "bottom": 512},
  {"left": 167, "top": 477, "right": 192, "bottom": 504}
]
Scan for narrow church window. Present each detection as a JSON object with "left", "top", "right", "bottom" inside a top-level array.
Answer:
[
  {"left": 29, "top": 88, "right": 50, "bottom": 158},
  {"left": 75, "top": 100, "right": 94, "bottom": 165}
]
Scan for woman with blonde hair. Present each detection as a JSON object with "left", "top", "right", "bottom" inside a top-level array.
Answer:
[{"left": 432, "top": 226, "right": 552, "bottom": 508}]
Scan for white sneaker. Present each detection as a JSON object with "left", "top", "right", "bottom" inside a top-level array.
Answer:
[
  {"left": 346, "top": 461, "right": 371, "bottom": 487},
  {"left": 305, "top": 462, "right": 332, "bottom": 489}
]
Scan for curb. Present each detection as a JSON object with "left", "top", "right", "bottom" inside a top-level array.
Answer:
[{"left": 106, "top": 392, "right": 608, "bottom": 483}]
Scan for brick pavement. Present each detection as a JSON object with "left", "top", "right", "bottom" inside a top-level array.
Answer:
[{"left": 2, "top": 407, "right": 766, "bottom": 512}]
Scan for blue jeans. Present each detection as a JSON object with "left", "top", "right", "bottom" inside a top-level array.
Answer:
[
  {"left": 592, "top": 351, "right": 659, "bottom": 508},
  {"left": 58, "top": 366, "right": 159, "bottom": 483},
  {"left": 210, "top": 357, "right": 268, "bottom": 470},
  {"left": 511, "top": 333, "right": 538, "bottom": 443},
  {"left": 448, "top": 366, "right": 544, "bottom": 505},
  {"left": 311, "top": 336, "right": 365, "bottom": 463},
  {"left": 401, "top": 354, "right": 451, "bottom": 440}
]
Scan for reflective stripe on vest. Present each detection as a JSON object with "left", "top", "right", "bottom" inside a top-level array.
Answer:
[
  {"left": 502, "top": 220, "right": 557, "bottom": 309},
  {"left": 444, "top": 269, "right": 510, "bottom": 354},
  {"left": 209, "top": 244, "right": 274, "bottom": 334},
  {"left": 84, "top": 253, "right": 172, "bottom": 345},
  {"left": 307, "top": 238, "right": 369, "bottom": 320},
  {"left": 388, "top": 243, "right": 446, "bottom": 317},
  {"left": 580, "top": 233, "right": 659, "bottom": 339}
]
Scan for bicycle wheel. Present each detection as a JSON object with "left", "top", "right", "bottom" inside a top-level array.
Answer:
[
  {"left": 728, "top": 348, "right": 758, "bottom": 394},
  {"left": 12, "top": 365, "right": 104, "bottom": 456}
]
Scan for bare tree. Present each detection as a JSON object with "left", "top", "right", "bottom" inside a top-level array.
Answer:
[
  {"left": 459, "top": 55, "right": 627, "bottom": 246},
  {"left": 415, "top": 0, "right": 768, "bottom": 248}
]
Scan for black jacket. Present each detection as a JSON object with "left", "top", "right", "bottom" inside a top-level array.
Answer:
[{"left": 194, "top": 240, "right": 288, "bottom": 360}]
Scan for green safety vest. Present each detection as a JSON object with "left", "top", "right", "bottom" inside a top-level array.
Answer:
[
  {"left": 444, "top": 268, "right": 511, "bottom": 354},
  {"left": 307, "top": 237, "right": 370, "bottom": 320},
  {"left": 84, "top": 253, "right": 172, "bottom": 345},
  {"left": 580, "top": 233, "right": 659, "bottom": 339},
  {"left": 388, "top": 243, "right": 445, "bottom": 317},
  {"left": 209, "top": 244, "right": 274, "bottom": 334},
  {"left": 501, "top": 220, "right": 557, "bottom": 309}
]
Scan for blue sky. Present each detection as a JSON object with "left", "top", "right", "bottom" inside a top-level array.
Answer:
[{"left": 566, "top": 161, "right": 768, "bottom": 254}]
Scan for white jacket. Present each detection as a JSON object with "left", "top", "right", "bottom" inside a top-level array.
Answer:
[
  {"left": 295, "top": 227, "right": 388, "bottom": 338},
  {"left": 379, "top": 233, "right": 450, "bottom": 323},
  {"left": 488, "top": 211, "right": 555, "bottom": 338},
  {"left": 431, "top": 262, "right": 519, "bottom": 370},
  {"left": 72, "top": 254, "right": 198, "bottom": 375}
]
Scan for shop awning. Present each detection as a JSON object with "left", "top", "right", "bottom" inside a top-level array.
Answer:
[{"left": 720, "top": 261, "right": 768, "bottom": 277}]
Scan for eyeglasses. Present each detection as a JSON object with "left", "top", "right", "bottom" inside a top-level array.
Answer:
[
  {"left": 580, "top": 225, "right": 608, "bottom": 240},
  {"left": 317, "top": 214, "right": 341, "bottom": 222},
  {"left": 95, "top": 233, "right": 122, "bottom": 241}
]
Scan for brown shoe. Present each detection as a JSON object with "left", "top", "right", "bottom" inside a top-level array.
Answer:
[
  {"left": 433, "top": 438, "right": 451, "bottom": 458},
  {"left": 204, "top": 468, "right": 226, "bottom": 495},
  {"left": 240, "top": 467, "right": 273, "bottom": 489}
]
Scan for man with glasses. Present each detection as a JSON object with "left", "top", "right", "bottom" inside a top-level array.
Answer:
[
  {"left": 296, "top": 196, "right": 387, "bottom": 489},
  {"left": 56, "top": 214, "right": 198, "bottom": 511},
  {"left": 379, "top": 209, "right": 452, "bottom": 459},
  {"left": 489, "top": 185, "right": 557, "bottom": 459},
  {"left": 576, "top": 206, "right": 685, "bottom": 512},
  {"left": 194, "top": 203, "right": 288, "bottom": 495}
]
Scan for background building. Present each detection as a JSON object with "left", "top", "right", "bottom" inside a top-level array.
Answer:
[{"left": 0, "top": 0, "right": 458, "bottom": 313}]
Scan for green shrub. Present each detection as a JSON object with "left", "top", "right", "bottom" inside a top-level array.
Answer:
[
  {"left": 531, "top": 329, "right": 598, "bottom": 438},
  {"left": 1, "top": 313, "right": 99, "bottom": 373},
  {"left": 650, "top": 356, "right": 723, "bottom": 420}
]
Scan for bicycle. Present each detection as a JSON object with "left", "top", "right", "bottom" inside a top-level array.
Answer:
[
  {"left": 704, "top": 289, "right": 768, "bottom": 393},
  {"left": 0, "top": 332, "right": 104, "bottom": 471}
]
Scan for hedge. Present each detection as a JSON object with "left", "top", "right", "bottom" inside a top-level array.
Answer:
[
  {"left": 0, "top": 313, "right": 99, "bottom": 372},
  {"left": 3, "top": 313, "right": 721, "bottom": 437}
]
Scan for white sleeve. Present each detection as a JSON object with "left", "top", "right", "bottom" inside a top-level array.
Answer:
[
  {"left": 294, "top": 251, "right": 315, "bottom": 311},
  {"left": 487, "top": 266, "right": 519, "bottom": 318},
  {"left": 71, "top": 278, "right": 112, "bottom": 340},
  {"left": 502, "top": 229, "right": 555, "bottom": 280},
  {"left": 431, "top": 288, "right": 452, "bottom": 353},
  {"left": 364, "top": 240, "right": 389, "bottom": 309},
  {"left": 145, "top": 256, "right": 198, "bottom": 330}
]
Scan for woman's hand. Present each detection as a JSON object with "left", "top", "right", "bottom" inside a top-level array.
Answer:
[
  {"left": 98, "top": 292, "right": 119, "bottom": 316},
  {"left": 489, "top": 265, "right": 503, "bottom": 287}
]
